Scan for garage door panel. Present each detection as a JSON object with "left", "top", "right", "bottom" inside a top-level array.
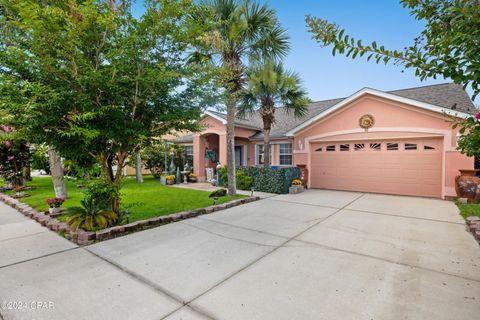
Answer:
[{"left": 310, "top": 138, "right": 443, "bottom": 198}]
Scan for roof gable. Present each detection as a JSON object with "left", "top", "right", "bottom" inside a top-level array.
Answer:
[{"left": 285, "top": 87, "right": 473, "bottom": 136}]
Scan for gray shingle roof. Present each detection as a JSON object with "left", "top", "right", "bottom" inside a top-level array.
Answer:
[
  {"left": 174, "top": 83, "right": 476, "bottom": 142},
  {"left": 388, "top": 83, "right": 476, "bottom": 114}
]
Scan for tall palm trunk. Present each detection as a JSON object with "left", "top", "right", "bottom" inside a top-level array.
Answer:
[
  {"left": 47, "top": 146, "right": 68, "bottom": 198},
  {"left": 262, "top": 106, "right": 274, "bottom": 169},
  {"left": 226, "top": 94, "right": 237, "bottom": 196},
  {"left": 263, "top": 126, "right": 271, "bottom": 168}
]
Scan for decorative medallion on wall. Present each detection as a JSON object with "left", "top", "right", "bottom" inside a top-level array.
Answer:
[{"left": 359, "top": 114, "right": 375, "bottom": 131}]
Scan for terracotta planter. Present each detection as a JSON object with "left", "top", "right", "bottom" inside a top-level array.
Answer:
[
  {"left": 188, "top": 177, "right": 197, "bottom": 183},
  {"left": 455, "top": 169, "right": 480, "bottom": 203},
  {"left": 166, "top": 179, "right": 175, "bottom": 185}
]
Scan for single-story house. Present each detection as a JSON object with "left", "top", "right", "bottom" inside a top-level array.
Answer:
[{"left": 172, "top": 83, "right": 477, "bottom": 199}]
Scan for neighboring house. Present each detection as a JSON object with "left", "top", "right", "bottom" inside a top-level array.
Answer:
[{"left": 172, "top": 83, "right": 477, "bottom": 199}]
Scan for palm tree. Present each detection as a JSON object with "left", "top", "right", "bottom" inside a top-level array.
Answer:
[
  {"left": 239, "top": 60, "right": 309, "bottom": 168},
  {"left": 192, "top": 0, "right": 289, "bottom": 196}
]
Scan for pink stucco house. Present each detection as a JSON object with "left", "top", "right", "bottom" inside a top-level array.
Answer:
[{"left": 172, "top": 83, "right": 477, "bottom": 199}]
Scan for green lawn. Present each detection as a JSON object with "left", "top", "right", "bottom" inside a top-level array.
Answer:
[
  {"left": 3, "top": 176, "right": 244, "bottom": 223},
  {"left": 456, "top": 202, "right": 480, "bottom": 219}
]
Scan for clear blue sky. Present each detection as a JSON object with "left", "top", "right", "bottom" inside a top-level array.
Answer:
[{"left": 133, "top": 0, "right": 473, "bottom": 102}]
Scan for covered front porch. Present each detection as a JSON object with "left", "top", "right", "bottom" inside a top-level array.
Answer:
[{"left": 192, "top": 132, "right": 251, "bottom": 182}]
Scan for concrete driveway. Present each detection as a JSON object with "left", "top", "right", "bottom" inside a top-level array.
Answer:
[{"left": 1, "top": 190, "right": 479, "bottom": 320}]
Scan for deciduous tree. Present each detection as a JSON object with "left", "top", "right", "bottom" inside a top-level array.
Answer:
[{"left": 0, "top": 0, "right": 214, "bottom": 211}]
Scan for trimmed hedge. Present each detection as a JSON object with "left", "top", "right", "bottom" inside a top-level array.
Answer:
[{"left": 219, "top": 166, "right": 300, "bottom": 194}]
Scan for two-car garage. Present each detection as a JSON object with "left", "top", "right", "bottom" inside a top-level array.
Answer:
[
  {"left": 288, "top": 87, "right": 475, "bottom": 199},
  {"left": 309, "top": 137, "right": 443, "bottom": 198}
]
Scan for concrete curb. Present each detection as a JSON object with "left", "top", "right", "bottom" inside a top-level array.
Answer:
[{"left": 0, "top": 192, "right": 259, "bottom": 246}]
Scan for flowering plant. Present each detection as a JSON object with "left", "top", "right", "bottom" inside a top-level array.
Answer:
[
  {"left": 292, "top": 179, "right": 302, "bottom": 185},
  {"left": 188, "top": 173, "right": 197, "bottom": 177},
  {"left": 166, "top": 175, "right": 176, "bottom": 180},
  {"left": 46, "top": 197, "right": 66, "bottom": 208}
]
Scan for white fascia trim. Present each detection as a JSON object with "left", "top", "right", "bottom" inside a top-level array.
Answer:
[
  {"left": 285, "top": 87, "right": 472, "bottom": 136},
  {"left": 203, "top": 111, "right": 227, "bottom": 124},
  {"left": 203, "top": 111, "right": 261, "bottom": 130}
]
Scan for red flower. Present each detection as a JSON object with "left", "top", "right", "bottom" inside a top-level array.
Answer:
[
  {"left": 46, "top": 197, "right": 66, "bottom": 208},
  {"left": 475, "top": 112, "right": 480, "bottom": 120}
]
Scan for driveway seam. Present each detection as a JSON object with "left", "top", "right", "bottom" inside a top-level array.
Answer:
[
  {"left": 0, "top": 231, "right": 49, "bottom": 244},
  {"left": 197, "top": 214, "right": 327, "bottom": 241},
  {"left": 341, "top": 208, "right": 465, "bottom": 225},
  {"left": 190, "top": 210, "right": 476, "bottom": 282},
  {"left": 267, "top": 198, "right": 464, "bottom": 225},
  {"left": 176, "top": 193, "right": 367, "bottom": 314},
  {"left": 178, "top": 220, "right": 285, "bottom": 247},
  {"left": 83, "top": 247, "right": 218, "bottom": 320},
  {"left": 0, "top": 247, "right": 79, "bottom": 270},
  {"left": 292, "top": 238, "right": 480, "bottom": 283}
]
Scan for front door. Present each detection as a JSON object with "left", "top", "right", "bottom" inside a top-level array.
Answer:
[{"left": 235, "top": 146, "right": 242, "bottom": 166}]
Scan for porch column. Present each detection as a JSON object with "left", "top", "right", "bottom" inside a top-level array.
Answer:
[
  {"left": 219, "top": 133, "right": 228, "bottom": 167},
  {"left": 193, "top": 134, "right": 206, "bottom": 181}
]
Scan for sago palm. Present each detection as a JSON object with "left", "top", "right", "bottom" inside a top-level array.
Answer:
[
  {"left": 192, "top": 0, "right": 289, "bottom": 196},
  {"left": 239, "top": 61, "right": 309, "bottom": 168},
  {"left": 66, "top": 197, "right": 118, "bottom": 231}
]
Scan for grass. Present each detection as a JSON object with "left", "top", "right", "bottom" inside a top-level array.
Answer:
[
  {"left": 456, "top": 202, "right": 480, "bottom": 219},
  {"left": 3, "top": 176, "right": 244, "bottom": 223}
]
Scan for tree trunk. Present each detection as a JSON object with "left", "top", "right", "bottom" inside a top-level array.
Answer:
[
  {"left": 98, "top": 152, "right": 126, "bottom": 214},
  {"left": 226, "top": 94, "right": 237, "bottom": 196},
  {"left": 135, "top": 152, "right": 143, "bottom": 183},
  {"left": 23, "top": 163, "right": 31, "bottom": 182},
  {"left": 264, "top": 127, "right": 271, "bottom": 168},
  {"left": 47, "top": 146, "right": 68, "bottom": 198}
]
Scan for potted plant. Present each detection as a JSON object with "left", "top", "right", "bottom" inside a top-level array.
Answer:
[
  {"left": 188, "top": 172, "right": 197, "bottom": 182},
  {"left": 46, "top": 197, "right": 66, "bottom": 216},
  {"left": 289, "top": 179, "right": 304, "bottom": 194},
  {"left": 165, "top": 175, "right": 176, "bottom": 185}
]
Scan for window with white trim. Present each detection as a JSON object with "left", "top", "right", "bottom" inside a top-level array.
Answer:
[{"left": 279, "top": 143, "right": 293, "bottom": 165}]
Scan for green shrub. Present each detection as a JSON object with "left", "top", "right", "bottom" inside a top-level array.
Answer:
[
  {"left": 218, "top": 166, "right": 300, "bottom": 194},
  {"left": 209, "top": 188, "right": 227, "bottom": 198},
  {"left": 218, "top": 167, "right": 253, "bottom": 190},
  {"left": 236, "top": 170, "right": 253, "bottom": 190},
  {"left": 83, "top": 178, "right": 121, "bottom": 211}
]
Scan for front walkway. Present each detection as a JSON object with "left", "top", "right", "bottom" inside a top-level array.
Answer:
[
  {"left": 173, "top": 182, "right": 278, "bottom": 199},
  {"left": 1, "top": 190, "right": 479, "bottom": 319}
]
